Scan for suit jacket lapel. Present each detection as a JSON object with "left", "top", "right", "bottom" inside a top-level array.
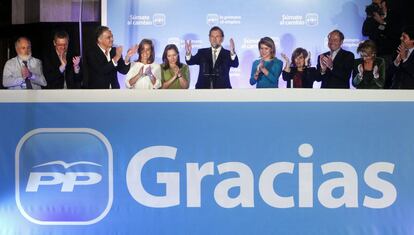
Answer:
[
  {"left": 208, "top": 48, "right": 214, "bottom": 67},
  {"left": 404, "top": 49, "right": 414, "bottom": 64},
  {"left": 96, "top": 44, "right": 109, "bottom": 63},
  {"left": 109, "top": 47, "right": 116, "bottom": 59},
  {"left": 333, "top": 49, "right": 342, "bottom": 66}
]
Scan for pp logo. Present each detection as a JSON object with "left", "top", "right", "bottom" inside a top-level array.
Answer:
[
  {"left": 207, "top": 14, "right": 219, "bottom": 26},
  {"left": 153, "top": 13, "right": 166, "bottom": 27},
  {"left": 305, "top": 13, "right": 319, "bottom": 27},
  {"left": 15, "top": 128, "right": 113, "bottom": 225}
]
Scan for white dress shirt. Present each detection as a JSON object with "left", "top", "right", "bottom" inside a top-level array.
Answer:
[{"left": 2, "top": 56, "right": 47, "bottom": 89}]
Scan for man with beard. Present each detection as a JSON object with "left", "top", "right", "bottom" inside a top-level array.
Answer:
[{"left": 3, "top": 37, "right": 47, "bottom": 89}]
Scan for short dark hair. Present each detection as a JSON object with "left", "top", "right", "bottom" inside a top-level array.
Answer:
[
  {"left": 209, "top": 26, "right": 224, "bottom": 37},
  {"left": 291, "top": 47, "right": 310, "bottom": 67},
  {"left": 95, "top": 26, "right": 110, "bottom": 42},
  {"left": 258, "top": 37, "right": 276, "bottom": 58},
  {"left": 53, "top": 30, "right": 69, "bottom": 42},
  {"left": 329, "top": 29, "right": 345, "bottom": 41},
  {"left": 162, "top": 44, "right": 183, "bottom": 70},
  {"left": 138, "top": 39, "right": 155, "bottom": 64},
  {"left": 402, "top": 25, "right": 414, "bottom": 40}
]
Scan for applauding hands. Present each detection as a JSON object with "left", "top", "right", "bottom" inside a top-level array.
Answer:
[{"left": 319, "top": 54, "right": 333, "bottom": 72}]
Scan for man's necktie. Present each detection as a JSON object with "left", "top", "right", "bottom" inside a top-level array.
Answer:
[
  {"left": 22, "top": 61, "right": 33, "bottom": 89},
  {"left": 213, "top": 49, "right": 217, "bottom": 67}
]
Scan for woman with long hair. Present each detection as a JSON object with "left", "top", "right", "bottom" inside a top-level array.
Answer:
[{"left": 161, "top": 44, "right": 190, "bottom": 89}]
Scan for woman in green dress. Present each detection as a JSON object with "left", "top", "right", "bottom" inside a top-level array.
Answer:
[{"left": 161, "top": 44, "right": 190, "bottom": 89}]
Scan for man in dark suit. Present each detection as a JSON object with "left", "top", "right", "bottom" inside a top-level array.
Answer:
[
  {"left": 86, "top": 26, "right": 136, "bottom": 89},
  {"left": 185, "top": 26, "right": 239, "bottom": 89},
  {"left": 390, "top": 26, "right": 414, "bottom": 89},
  {"left": 316, "top": 30, "right": 355, "bottom": 89},
  {"left": 43, "top": 30, "right": 82, "bottom": 89}
]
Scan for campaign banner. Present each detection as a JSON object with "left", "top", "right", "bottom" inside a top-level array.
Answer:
[{"left": 0, "top": 90, "right": 413, "bottom": 234}]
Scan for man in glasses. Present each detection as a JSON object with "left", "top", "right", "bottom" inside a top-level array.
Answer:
[{"left": 43, "top": 30, "right": 82, "bottom": 89}]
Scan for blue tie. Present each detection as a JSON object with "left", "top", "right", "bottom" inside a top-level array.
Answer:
[{"left": 22, "top": 61, "right": 33, "bottom": 89}]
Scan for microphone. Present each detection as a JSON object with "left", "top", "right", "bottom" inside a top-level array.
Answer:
[
  {"left": 22, "top": 61, "right": 33, "bottom": 89},
  {"left": 202, "top": 61, "right": 218, "bottom": 89}
]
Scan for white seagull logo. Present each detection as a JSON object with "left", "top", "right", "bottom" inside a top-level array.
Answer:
[{"left": 33, "top": 160, "right": 102, "bottom": 169}]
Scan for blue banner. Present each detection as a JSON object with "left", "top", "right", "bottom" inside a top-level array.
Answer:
[{"left": 1, "top": 91, "right": 414, "bottom": 234}]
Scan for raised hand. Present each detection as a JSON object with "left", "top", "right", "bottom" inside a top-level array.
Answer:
[
  {"left": 319, "top": 55, "right": 327, "bottom": 71},
  {"left": 144, "top": 66, "right": 152, "bottom": 76},
  {"left": 173, "top": 66, "right": 180, "bottom": 78},
  {"left": 137, "top": 66, "right": 144, "bottom": 78},
  {"left": 381, "top": 1, "right": 387, "bottom": 14},
  {"left": 72, "top": 56, "right": 81, "bottom": 68},
  {"left": 305, "top": 51, "right": 311, "bottom": 67},
  {"left": 323, "top": 55, "right": 333, "bottom": 70},
  {"left": 373, "top": 65, "right": 379, "bottom": 79},
  {"left": 125, "top": 44, "right": 138, "bottom": 63},
  {"left": 281, "top": 53, "right": 290, "bottom": 64},
  {"left": 258, "top": 59, "right": 265, "bottom": 71},
  {"left": 58, "top": 52, "right": 67, "bottom": 66},
  {"left": 185, "top": 40, "right": 192, "bottom": 55},
  {"left": 397, "top": 43, "right": 408, "bottom": 60},
  {"left": 229, "top": 38, "right": 235, "bottom": 54},
  {"left": 112, "top": 46, "right": 123, "bottom": 63},
  {"left": 116, "top": 46, "right": 123, "bottom": 57},
  {"left": 357, "top": 64, "right": 364, "bottom": 76},
  {"left": 21, "top": 66, "right": 31, "bottom": 79}
]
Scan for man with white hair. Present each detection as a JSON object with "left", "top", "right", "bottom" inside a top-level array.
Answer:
[{"left": 2, "top": 37, "right": 47, "bottom": 89}]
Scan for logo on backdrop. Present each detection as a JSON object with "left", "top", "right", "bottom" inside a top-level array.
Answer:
[
  {"left": 15, "top": 128, "right": 113, "bottom": 225},
  {"left": 127, "top": 13, "right": 166, "bottom": 26},
  {"left": 206, "top": 13, "right": 242, "bottom": 26},
  {"left": 305, "top": 13, "right": 319, "bottom": 27},
  {"left": 279, "top": 13, "right": 319, "bottom": 27},
  {"left": 153, "top": 13, "right": 166, "bottom": 27},
  {"left": 207, "top": 14, "right": 219, "bottom": 26}
]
